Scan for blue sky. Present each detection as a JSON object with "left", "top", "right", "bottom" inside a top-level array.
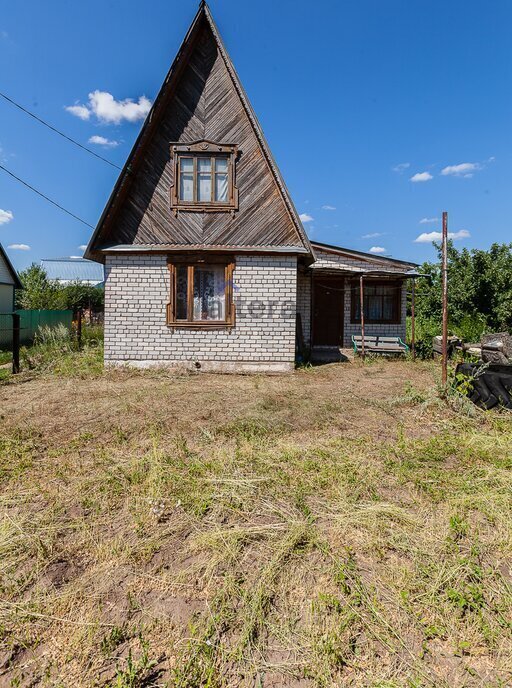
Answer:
[{"left": 1, "top": 0, "right": 511, "bottom": 271}]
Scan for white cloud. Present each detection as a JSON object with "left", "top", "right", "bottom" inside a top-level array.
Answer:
[
  {"left": 88, "top": 135, "right": 119, "bottom": 148},
  {"left": 69, "top": 255, "right": 83, "bottom": 259},
  {"left": 66, "top": 104, "right": 91, "bottom": 120},
  {"left": 362, "top": 232, "right": 383, "bottom": 239},
  {"left": 321, "top": 205, "right": 336, "bottom": 211},
  {"left": 440, "top": 162, "right": 479, "bottom": 178},
  {"left": 410, "top": 171, "right": 433, "bottom": 183},
  {"left": 66, "top": 90, "right": 152, "bottom": 124},
  {"left": 369, "top": 246, "right": 386, "bottom": 254},
  {"left": 419, "top": 217, "right": 439, "bottom": 224},
  {"left": 0, "top": 209, "right": 14, "bottom": 225},
  {"left": 392, "top": 162, "right": 410, "bottom": 173},
  {"left": 299, "top": 213, "right": 314, "bottom": 223},
  {"left": 414, "top": 229, "right": 471, "bottom": 243},
  {"left": 78, "top": 245, "right": 87, "bottom": 251},
  {"left": 8, "top": 243, "right": 30, "bottom": 251}
]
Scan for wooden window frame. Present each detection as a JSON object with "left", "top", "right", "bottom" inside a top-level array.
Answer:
[
  {"left": 170, "top": 140, "right": 239, "bottom": 213},
  {"left": 166, "top": 254, "right": 236, "bottom": 329},
  {"left": 350, "top": 279, "right": 402, "bottom": 325}
]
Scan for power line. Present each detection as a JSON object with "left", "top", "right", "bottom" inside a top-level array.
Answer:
[
  {"left": 0, "top": 163, "right": 95, "bottom": 229},
  {"left": 0, "top": 91, "right": 123, "bottom": 171}
]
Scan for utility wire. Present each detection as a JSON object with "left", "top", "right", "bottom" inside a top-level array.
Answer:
[
  {"left": 0, "top": 163, "right": 95, "bottom": 229},
  {"left": 0, "top": 91, "right": 123, "bottom": 171}
]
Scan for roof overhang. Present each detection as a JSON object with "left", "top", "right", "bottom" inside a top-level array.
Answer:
[
  {"left": 0, "top": 243, "right": 23, "bottom": 290},
  {"left": 96, "top": 243, "right": 311, "bottom": 256},
  {"left": 311, "top": 266, "right": 423, "bottom": 279}
]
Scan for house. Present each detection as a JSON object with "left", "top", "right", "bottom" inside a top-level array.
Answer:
[
  {"left": 86, "top": 2, "right": 417, "bottom": 372},
  {"left": 0, "top": 243, "right": 22, "bottom": 313},
  {"left": 40, "top": 258, "right": 104, "bottom": 286}
]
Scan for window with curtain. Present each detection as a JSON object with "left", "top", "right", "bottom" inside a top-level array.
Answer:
[
  {"left": 170, "top": 142, "right": 238, "bottom": 211},
  {"left": 167, "top": 257, "right": 235, "bottom": 327},
  {"left": 351, "top": 281, "right": 401, "bottom": 324}
]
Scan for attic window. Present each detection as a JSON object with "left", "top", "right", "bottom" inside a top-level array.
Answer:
[{"left": 170, "top": 141, "right": 238, "bottom": 212}]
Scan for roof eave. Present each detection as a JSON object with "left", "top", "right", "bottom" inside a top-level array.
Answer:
[
  {"left": 0, "top": 243, "right": 23, "bottom": 290},
  {"left": 95, "top": 243, "right": 310, "bottom": 255}
]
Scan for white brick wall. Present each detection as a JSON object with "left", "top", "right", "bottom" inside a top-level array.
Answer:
[
  {"left": 296, "top": 269, "right": 311, "bottom": 347},
  {"left": 104, "top": 254, "right": 297, "bottom": 372}
]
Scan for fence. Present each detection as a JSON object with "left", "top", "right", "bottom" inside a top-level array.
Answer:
[{"left": 0, "top": 310, "right": 73, "bottom": 350}]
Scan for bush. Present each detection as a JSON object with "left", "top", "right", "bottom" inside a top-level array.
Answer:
[
  {"left": 407, "top": 316, "right": 440, "bottom": 359},
  {"left": 451, "top": 313, "right": 487, "bottom": 343}
]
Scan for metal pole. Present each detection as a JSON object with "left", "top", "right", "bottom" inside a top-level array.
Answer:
[
  {"left": 360, "top": 275, "right": 365, "bottom": 359},
  {"left": 441, "top": 211, "right": 448, "bottom": 386},
  {"left": 12, "top": 313, "right": 20, "bottom": 374},
  {"left": 411, "top": 279, "right": 416, "bottom": 361},
  {"left": 77, "top": 308, "right": 82, "bottom": 350}
]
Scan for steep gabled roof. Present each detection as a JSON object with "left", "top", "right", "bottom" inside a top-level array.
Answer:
[
  {"left": 0, "top": 243, "right": 23, "bottom": 289},
  {"left": 86, "top": 2, "right": 312, "bottom": 262}
]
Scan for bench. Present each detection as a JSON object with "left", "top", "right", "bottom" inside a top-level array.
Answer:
[{"left": 352, "top": 335, "right": 409, "bottom": 355}]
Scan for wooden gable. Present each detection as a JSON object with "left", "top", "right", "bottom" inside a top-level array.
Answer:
[{"left": 86, "top": 3, "right": 311, "bottom": 261}]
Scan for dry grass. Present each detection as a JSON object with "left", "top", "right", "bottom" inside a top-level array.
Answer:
[{"left": 0, "top": 357, "right": 511, "bottom": 687}]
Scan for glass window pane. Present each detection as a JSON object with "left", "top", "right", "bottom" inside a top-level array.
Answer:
[
  {"left": 180, "top": 173, "right": 193, "bottom": 201},
  {"left": 215, "top": 158, "right": 228, "bottom": 173},
  {"left": 215, "top": 173, "right": 228, "bottom": 202},
  {"left": 180, "top": 157, "right": 193, "bottom": 172},
  {"left": 383, "top": 296, "right": 395, "bottom": 320},
  {"left": 193, "top": 265, "right": 225, "bottom": 321},
  {"left": 176, "top": 265, "right": 188, "bottom": 320},
  {"left": 367, "top": 296, "right": 382, "bottom": 320},
  {"left": 198, "top": 173, "right": 212, "bottom": 202},
  {"left": 197, "top": 157, "right": 211, "bottom": 172}
]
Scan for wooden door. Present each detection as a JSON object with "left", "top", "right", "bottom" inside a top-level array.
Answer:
[{"left": 312, "top": 277, "right": 344, "bottom": 346}]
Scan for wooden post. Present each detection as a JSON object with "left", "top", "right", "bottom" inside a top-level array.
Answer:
[
  {"left": 360, "top": 275, "right": 365, "bottom": 359},
  {"left": 441, "top": 211, "right": 448, "bottom": 386},
  {"left": 77, "top": 308, "right": 82, "bottom": 350},
  {"left": 12, "top": 313, "right": 20, "bottom": 374},
  {"left": 411, "top": 279, "right": 416, "bottom": 361}
]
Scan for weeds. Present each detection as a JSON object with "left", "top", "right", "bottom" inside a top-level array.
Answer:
[{"left": 108, "top": 637, "right": 157, "bottom": 688}]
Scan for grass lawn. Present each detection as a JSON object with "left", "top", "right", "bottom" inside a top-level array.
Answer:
[{"left": 0, "top": 352, "right": 510, "bottom": 687}]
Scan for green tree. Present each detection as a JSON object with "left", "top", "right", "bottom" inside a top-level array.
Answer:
[
  {"left": 15, "top": 264, "right": 61, "bottom": 310},
  {"left": 412, "top": 242, "right": 512, "bottom": 355},
  {"left": 57, "top": 281, "right": 104, "bottom": 313},
  {"left": 16, "top": 267, "right": 104, "bottom": 313}
]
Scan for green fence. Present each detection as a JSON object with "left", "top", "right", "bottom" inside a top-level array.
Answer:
[{"left": 0, "top": 310, "right": 73, "bottom": 350}]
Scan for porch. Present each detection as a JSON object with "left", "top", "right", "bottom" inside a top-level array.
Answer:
[{"left": 296, "top": 242, "right": 420, "bottom": 363}]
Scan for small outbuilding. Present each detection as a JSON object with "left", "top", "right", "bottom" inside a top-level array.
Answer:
[{"left": 0, "top": 243, "right": 22, "bottom": 313}]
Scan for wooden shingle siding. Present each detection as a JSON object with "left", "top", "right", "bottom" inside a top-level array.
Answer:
[{"left": 102, "top": 21, "right": 305, "bottom": 252}]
